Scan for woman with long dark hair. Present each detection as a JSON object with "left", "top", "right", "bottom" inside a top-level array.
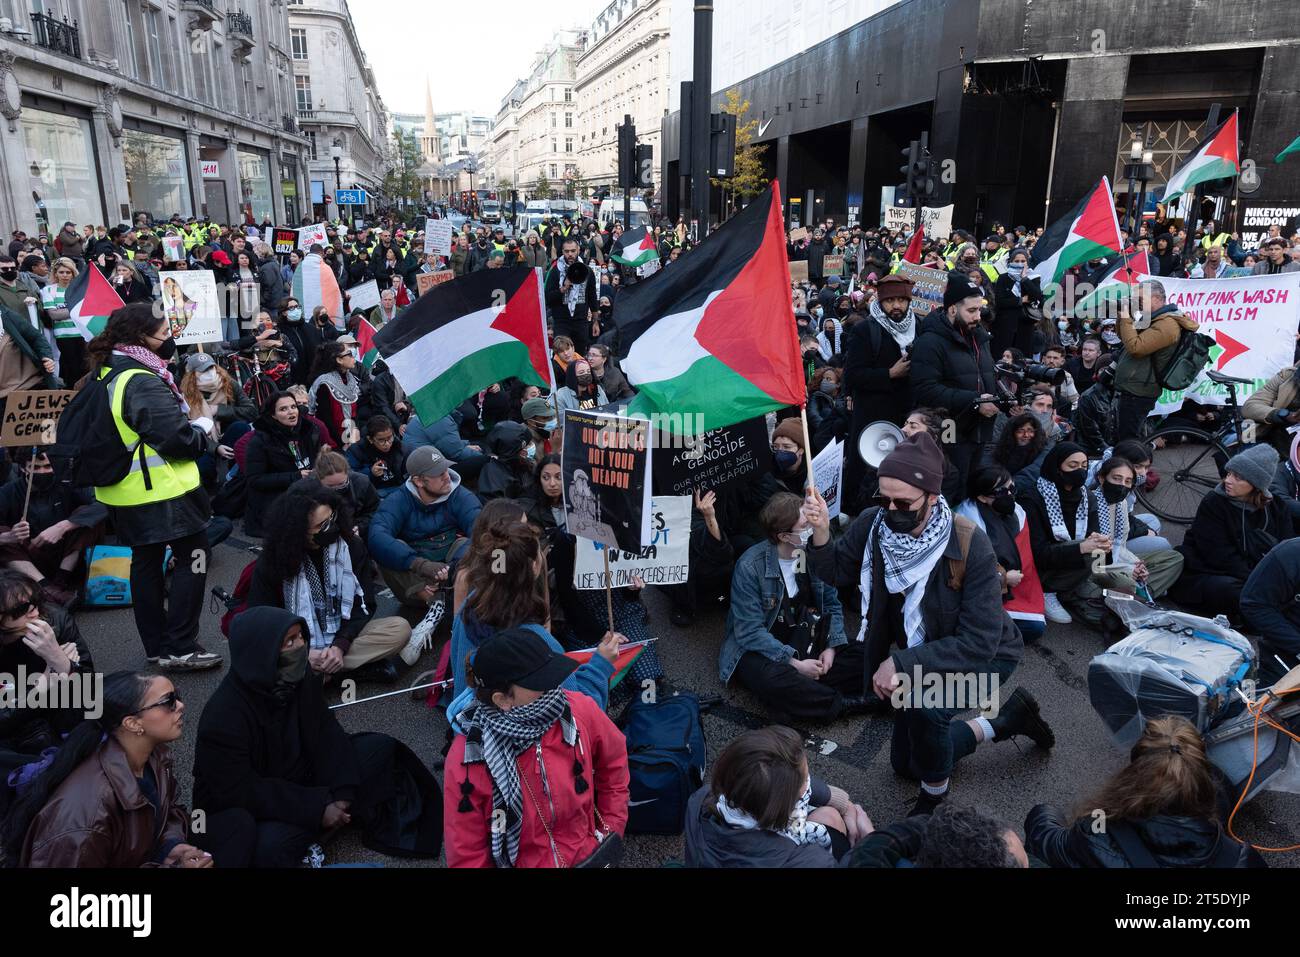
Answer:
[
  {"left": 83, "top": 303, "right": 219, "bottom": 670},
  {"left": 991, "top": 412, "right": 1049, "bottom": 494},
  {"left": 242, "top": 390, "right": 323, "bottom": 538},
  {"left": 245, "top": 487, "right": 411, "bottom": 683},
  {"left": 307, "top": 340, "right": 361, "bottom": 449},
  {"left": 3, "top": 671, "right": 217, "bottom": 867},
  {"left": 1026, "top": 716, "right": 1263, "bottom": 867}
]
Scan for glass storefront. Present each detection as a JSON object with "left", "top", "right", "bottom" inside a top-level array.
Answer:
[
  {"left": 20, "top": 108, "right": 102, "bottom": 234},
  {"left": 237, "top": 148, "right": 274, "bottom": 223},
  {"left": 123, "top": 128, "right": 193, "bottom": 221}
]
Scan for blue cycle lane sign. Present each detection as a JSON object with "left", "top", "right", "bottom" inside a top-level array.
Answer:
[{"left": 335, "top": 189, "right": 368, "bottom": 206}]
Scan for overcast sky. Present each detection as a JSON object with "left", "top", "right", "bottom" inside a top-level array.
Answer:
[{"left": 351, "top": 0, "right": 599, "bottom": 118}]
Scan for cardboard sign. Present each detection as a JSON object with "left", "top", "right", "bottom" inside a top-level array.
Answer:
[
  {"left": 562, "top": 408, "right": 653, "bottom": 553},
  {"left": 822, "top": 254, "right": 844, "bottom": 275},
  {"left": 893, "top": 261, "right": 947, "bottom": 316},
  {"left": 427, "top": 219, "right": 454, "bottom": 256},
  {"left": 161, "top": 235, "right": 185, "bottom": 263},
  {"left": 416, "top": 270, "right": 455, "bottom": 296},
  {"left": 346, "top": 279, "right": 381, "bottom": 313},
  {"left": 572, "top": 495, "right": 692, "bottom": 590},
  {"left": 158, "top": 271, "right": 223, "bottom": 345},
  {"left": 884, "top": 206, "right": 915, "bottom": 232},
  {"left": 812, "top": 438, "right": 844, "bottom": 520},
  {"left": 788, "top": 260, "right": 809, "bottom": 284},
  {"left": 652, "top": 415, "right": 773, "bottom": 498},
  {"left": 0, "top": 390, "right": 74, "bottom": 446},
  {"left": 921, "top": 204, "right": 955, "bottom": 239},
  {"left": 273, "top": 228, "right": 300, "bottom": 255},
  {"left": 297, "top": 223, "right": 328, "bottom": 250},
  {"left": 789, "top": 227, "right": 808, "bottom": 243}
]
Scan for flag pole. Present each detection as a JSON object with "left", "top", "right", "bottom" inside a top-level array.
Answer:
[
  {"left": 19, "top": 447, "right": 35, "bottom": 524},
  {"left": 603, "top": 548, "right": 615, "bottom": 634},
  {"left": 801, "top": 405, "right": 818, "bottom": 495},
  {"left": 328, "top": 679, "right": 450, "bottom": 710}
]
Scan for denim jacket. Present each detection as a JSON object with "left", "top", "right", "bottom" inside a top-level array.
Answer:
[{"left": 719, "top": 541, "right": 846, "bottom": 683}]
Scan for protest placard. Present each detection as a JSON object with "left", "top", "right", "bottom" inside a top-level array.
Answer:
[
  {"left": 427, "top": 220, "right": 454, "bottom": 256},
  {"left": 789, "top": 227, "right": 808, "bottom": 243},
  {"left": 894, "top": 261, "right": 947, "bottom": 316},
  {"left": 0, "top": 390, "right": 74, "bottom": 446},
  {"left": 346, "top": 279, "right": 381, "bottom": 313},
  {"left": 273, "top": 228, "right": 300, "bottom": 255},
  {"left": 884, "top": 206, "right": 915, "bottom": 232},
  {"left": 822, "top": 254, "right": 845, "bottom": 275},
  {"left": 812, "top": 438, "right": 844, "bottom": 519},
  {"left": 562, "top": 408, "right": 652, "bottom": 553},
  {"left": 161, "top": 235, "right": 185, "bottom": 263},
  {"left": 572, "top": 496, "right": 692, "bottom": 590},
  {"left": 416, "top": 270, "right": 456, "bottom": 296},
  {"left": 297, "top": 223, "right": 328, "bottom": 250},
  {"left": 652, "top": 415, "right": 772, "bottom": 497},
  {"left": 788, "top": 260, "right": 809, "bottom": 284},
  {"left": 159, "top": 271, "right": 223, "bottom": 345}
]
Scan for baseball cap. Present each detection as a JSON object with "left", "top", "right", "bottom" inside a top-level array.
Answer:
[
  {"left": 406, "top": 445, "right": 454, "bottom": 477},
  {"left": 521, "top": 397, "right": 553, "bottom": 420},
  {"left": 470, "top": 627, "right": 577, "bottom": 693},
  {"left": 185, "top": 352, "right": 216, "bottom": 374},
  {"left": 337, "top": 333, "right": 359, "bottom": 346}
]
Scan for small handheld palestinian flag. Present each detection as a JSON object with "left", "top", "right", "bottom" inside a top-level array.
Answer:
[
  {"left": 355, "top": 316, "right": 380, "bottom": 370},
  {"left": 371, "top": 266, "right": 554, "bottom": 426},
  {"left": 63, "top": 264, "right": 125, "bottom": 341},
  {"left": 611, "top": 226, "right": 659, "bottom": 269},
  {"left": 1072, "top": 251, "right": 1152, "bottom": 320},
  {"left": 564, "top": 640, "right": 650, "bottom": 689},
  {"left": 1161, "top": 110, "right": 1240, "bottom": 202},
  {"left": 1028, "top": 177, "right": 1124, "bottom": 287}
]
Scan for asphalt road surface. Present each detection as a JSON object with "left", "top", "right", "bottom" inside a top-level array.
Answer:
[{"left": 76, "top": 521, "right": 1300, "bottom": 868}]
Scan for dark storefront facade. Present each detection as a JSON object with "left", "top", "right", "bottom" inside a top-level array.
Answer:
[{"left": 663, "top": 0, "right": 1300, "bottom": 234}]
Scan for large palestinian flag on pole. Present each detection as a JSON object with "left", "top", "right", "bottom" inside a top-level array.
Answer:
[
  {"left": 64, "top": 264, "right": 124, "bottom": 340},
  {"left": 611, "top": 226, "right": 659, "bottom": 268},
  {"left": 1028, "top": 177, "right": 1124, "bottom": 287},
  {"left": 371, "top": 266, "right": 553, "bottom": 426},
  {"left": 614, "top": 183, "right": 805, "bottom": 434},
  {"left": 1161, "top": 110, "right": 1240, "bottom": 202},
  {"left": 1072, "top": 251, "right": 1153, "bottom": 319}
]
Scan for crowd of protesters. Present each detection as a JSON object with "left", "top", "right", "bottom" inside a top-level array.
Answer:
[{"left": 0, "top": 196, "right": 1294, "bottom": 870}]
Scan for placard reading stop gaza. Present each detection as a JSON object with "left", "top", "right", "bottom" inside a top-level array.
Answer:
[{"left": 0, "top": 390, "right": 75, "bottom": 446}]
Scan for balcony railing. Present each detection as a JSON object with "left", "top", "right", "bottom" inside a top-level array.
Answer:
[
  {"left": 282, "top": 114, "right": 297, "bottom": 133},
  {"left": 297, "top": 109, "right": 316, "bottom": 120},
  {"left": 31, "top": 13, "right": 81, "bottom": 59},
  {"left": 227, "top": 11, "right": 253, "bottom": 37},
  {"left": 181, "top": 0, "right": 219, "bottom": 26}
]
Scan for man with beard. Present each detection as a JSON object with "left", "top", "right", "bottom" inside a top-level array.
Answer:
[
  {"left": 842, "top": 274, "right": 916, "bottom": 510},
  {"left": 545, "top": 237, "right": 599, "bottom": 357}
]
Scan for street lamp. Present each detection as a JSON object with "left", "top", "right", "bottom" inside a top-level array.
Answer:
[
  {"left": 1122, "top": 139, "right": 1156, "bottom": 238},
  {"left": 330, "top": 140, "right": 344, "bottom": 226}
]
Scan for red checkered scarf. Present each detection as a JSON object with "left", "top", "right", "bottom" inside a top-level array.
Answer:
[{"left": 112, "top": 345, "right": 189, "bottom": 414}]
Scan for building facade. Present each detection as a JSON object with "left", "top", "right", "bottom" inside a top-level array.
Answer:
[
  {"left": 513, "top": 30, "right": 583, "bottom": 199},
  {"left": 288, "top": 0, "right": 388, "bottom": 222},
  {"left": 484, "top": 79, "right": 526, "bottom": 191},
  {"left": 0, "top": 0, "right": 311, "bottom": 232},
  {"left": 662, "top": 0, "right": 1300, "bottom": 236},
  {"left": 574, "top": 0, "right": 670, "bottom": 195}
]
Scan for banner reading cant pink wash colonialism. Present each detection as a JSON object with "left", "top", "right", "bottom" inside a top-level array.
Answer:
[{"left": 1148, "top": 272, "right": 1300, "bottom": 417}]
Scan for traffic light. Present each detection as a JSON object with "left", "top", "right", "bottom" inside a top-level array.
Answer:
[
  {"left": 710, "top": 112, "right": 737, "bottom": 178},
  {"left": 618, "top": 120, "right": 637, "bottom": 189},
  {"left": 898, "top": 139, "right": 922, "bottom": 207},
  {"left": 635, "top": 143, "right": 654, "bottom": 188}
]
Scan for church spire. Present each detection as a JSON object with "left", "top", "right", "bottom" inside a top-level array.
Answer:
[{"left": 422, "top": 77, "right": 439, "bottom": 161}]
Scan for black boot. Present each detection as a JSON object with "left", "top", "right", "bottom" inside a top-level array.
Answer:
[
  {"left": 352, "top": 656, "right": 401, "bottom": 685},
  {"left": 908, "top": 788, "right": 946, "bottom": 818},
  {"left": 838, "top": 694, "right": 891, "bottom": 717},
  {"left": 990, "top": 687, "right": 1055, "bottom": 749}
]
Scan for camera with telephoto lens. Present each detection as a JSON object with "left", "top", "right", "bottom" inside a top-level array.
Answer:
[{"left": 995, "top": 360, "right": 1065, "bottom": 388}]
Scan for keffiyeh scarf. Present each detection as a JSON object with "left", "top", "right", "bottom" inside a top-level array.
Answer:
[
  {"left": 1093, "top": 487, "right": 1130, "bottom": 554},
  {"left": 113, "top": 346, "right": 188, "bottom": 413},
  {"left": 456, "top": 689, "right": 577, "bottom": 868},
  {"left": 868, "top": 299, "right": 916, "bottom": 350},
  {"left": 307, "top": 371, "right": 361, "bottom": 414},
  {"left": 283, "top": 539, "right": 364, "bottom": 649},
  {"left": 716, "top": 778, "right": 831, "bottom": 849},
  {"left": 1037, "top": 475, "right": 1090, "bottom": 542},
  {"left": 816, "top": 319, "right": 843, "bottom": 360},
  {"left": 859, "top": 497, "right": 953, "bottom": 648}
]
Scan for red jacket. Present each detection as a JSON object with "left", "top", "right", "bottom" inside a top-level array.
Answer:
[{"left": 444, "top": 690, "right": 629, "bottom": 868}]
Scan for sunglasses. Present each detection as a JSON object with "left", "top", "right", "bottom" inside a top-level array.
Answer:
[
  {"left": 874, "top": 493, "right": 926, "bottom": 511},
  {"left": 131, "top": 690, "right": 183, "bottom": 716},
  {"left": 0, "top": 596, "right": 39, "bottom": 620}
]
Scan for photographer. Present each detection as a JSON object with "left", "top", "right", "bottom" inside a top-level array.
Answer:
[
  {"left": 910, "top": 275, "right": 1000, "bottom": 493},
  {"left": 1114, "top": 280, "right": 1199, "bottom": 441}
]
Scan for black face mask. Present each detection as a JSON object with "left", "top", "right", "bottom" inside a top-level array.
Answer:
[
  {"left": 29, "top": 472, "right": 55, "bottom": 493},
  {"left": 0, "top": 268, "right": 17, "bottom": 282},
  {"left": 313, "top": 524, "right": 342, "bottom": 549},
  {"left": 1101, "top": 482, "right": 1130, "bottom": 505},
  {"left": 154, "top": 336, "right": 176, "bottom": 360},
  {"left": 883, "top": 504, "right": 926, "bottom": 534},
  {"left": 276, "top": 643, "right": 309, "bottom": 687},
  {"left": 1055, "top": 469, "right": 1084, "bottom": 492},
  {"left": 991, "top": 493, "right": 1017, "bottom": 516}
]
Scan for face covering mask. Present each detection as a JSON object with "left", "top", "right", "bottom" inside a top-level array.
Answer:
[
  {"left": 313, "top": 523, "right": 342, "bottom": 548},
  {"left": 784, "top": 526, "right": 813, "bottom": 547},
  {"left": 542, "top": 418, "right": 558, "bottom": 432},
  {"left": 884, "top": 504, "right": 926, "bottom": 534},
  {"left": 197, "top": 369, "right": 220, "bottom": 389},
  {"left": 1101, "top": 482, "right": 1130, "bottom": 505},
  {"left": 576, "top": 374, "right": 592, "bottom": 387},
  {"left": 991, "top": 494, "right": 1017, "bottom": 516},
  {"left": 524, "top": 444, "right": 537, "bottom": 461},
  {"left": 276, "top": 643, "right": 309, "bottom": 686},
  {"left": 1007, "top": 264, "right": 1025, "bottom": 277},
  {"left": 0, "top": 268, "right": 17, "bottom": 282},
  {"left": 1032, "top": 410, "right": 1054, "bottom": 430},
  {"left": 154, "top": 336, "right": 176, "bottom": 360},
  {"left": 1057, "top": 320, "right": 1070, "bottom": 331},
  {"left": 1101, "top": 330, "right": 1121, "bottom": 346},
  {"left": 286, "top": 307, "right": 303, "bottom": 322},
  {"left": 773, "top": 450, "right": 799, "bottom": 473},
  {"left": 29, "top": 472, "right": 55, "bottom": 492},
  {"left": 818, "top": 378, "right": 837, "bottom": 396},
  {"left": 1055, "top": 469, "right": 1084, "bottom": 492}
]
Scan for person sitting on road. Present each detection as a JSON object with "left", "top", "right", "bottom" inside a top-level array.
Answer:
[
  {"left": 1242, "top": 538, "right": 1300, "bottom": 686},
  {"left": 1086, "top": 456, "right": 1183, "bottom": 603},
  {"left": 242, "top": 391, "right": 323, "bottom": 539},
  {"left": 291, "top": 450, "right": 380, "bottom": 542},
  {"left": 345, "top": 414, "right": 407, "bottom": 498},
  {"left": 846, "top": 802, "right": 1028, "bottom": 868},
  {"left": 685, "top": 725, "right": 872, "bottom": 868},
  {"left": 1025, "top": 715, "right": 1265, "bottom": 868},
  {"left": 476, "top": 421, "right": 539, "bottom": 502}
]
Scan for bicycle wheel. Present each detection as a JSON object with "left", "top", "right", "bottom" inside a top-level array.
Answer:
[{"left": 1138, "top": 427, "right": 1230, "bottom": 525}]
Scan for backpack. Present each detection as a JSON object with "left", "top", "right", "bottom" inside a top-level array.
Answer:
[
  {"left": 54, "top": 366, "right": 143, "bottom": 488},
  {"left": 946, "top": 515, "right": 976, "bottom": 589},
  {"left": 1154, "top": 327, "right": 1215, "bottom": 391},
  {"left": 219, "top": 558, "right": 259, "bottom": 638},
  {"left": 617, "top": 691, "right": 706, "bottom": 835}
]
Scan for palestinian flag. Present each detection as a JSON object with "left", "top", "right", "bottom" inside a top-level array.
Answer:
[
  {"left": 614, "top": 183, "right": 805, "bottom": 433},
  {"left": 903, "top": 225, "right": 924, "bottom": 264},
  {"left": 1029, "top": 177, "right": 1124, "bottom": 287},
  {"left": 64, "top": 264, "right": 124, "bottom": 340},
  {"left": 290, "top": 252, "right": 342, "bottom": 330},
  {"left": 1161, "top": 110, "right": 1240, "bottom": 202},
  {"left": 1277, "top": 134, "right": 1300, "bottom": 165},
  {"left": 371, "top": 266, "right": 553, "bottom": 427},
  {"left": 355, "top": 317, "right": 380, "bottom": 370},
  {"left": 611, "top": 226, "right": 659, "bottom": 268},
  {"left": 1072, "top": 251, "right": 1152, "bottom": 320},
  {"left": 564, "top": 641, "right": 648, "bottom": 690}
]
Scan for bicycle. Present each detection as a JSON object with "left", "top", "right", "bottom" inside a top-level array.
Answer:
[
  {"left": 1136, "top": 369, "right": 1257, "bottom": 525},
  {"left": 216, "top": 349, "right": 288, "bottom": 409}
]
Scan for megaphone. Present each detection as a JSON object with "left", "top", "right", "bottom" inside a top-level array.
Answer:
[
  {"left": 858, "top": 421, "right": 905, "bottom": 469},
  {"left": 565, "top": 260, "right": 590, "bottom": 284}
]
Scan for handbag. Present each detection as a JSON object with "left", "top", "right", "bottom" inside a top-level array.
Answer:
[{"left": 522, "top": 762, "right": 624, "bottom": 869}]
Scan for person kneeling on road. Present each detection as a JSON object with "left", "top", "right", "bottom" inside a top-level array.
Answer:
[{"left": 804, "top": 431, "right": 1055, "bottom": 816}]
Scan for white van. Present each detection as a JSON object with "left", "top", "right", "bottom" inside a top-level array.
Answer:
[{"left": 597, "top": 197, "right": 651, "bottom": 232}]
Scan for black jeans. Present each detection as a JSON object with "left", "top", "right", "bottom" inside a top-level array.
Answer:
[
  {"left": 129, "top": 528, "right": 209, "bottom": 658},
  {"left": 555, "top": 316, "right": 590, "bottom": 357},
  {"left": 1115, "top": 392, "right": 1157, "bottom": 442},
  {"left": 733, "top": 643, "right": 867, "bottom": 723}
]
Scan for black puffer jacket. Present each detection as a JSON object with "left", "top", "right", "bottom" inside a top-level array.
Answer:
[
  {"left": 1025, "top": 805, "right": 1264, "bottom": 868},
  {"left": 1180, "top": 487, "right": 1295, "bottom": 582},
  {"left": 909, "top": 310, "right": 998, "bottom": 443},
  {"left": 242, "top": 399, "right": 323, "bottom": 537},
  {"left": 1073, "top": 378, "right": 1116, "bottom": 456}
]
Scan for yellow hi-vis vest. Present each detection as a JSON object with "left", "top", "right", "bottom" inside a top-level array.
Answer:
[{"left": 93, "top": 367, "right": 200, "bottom": 507}]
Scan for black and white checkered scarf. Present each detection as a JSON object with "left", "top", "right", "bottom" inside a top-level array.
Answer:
[
  {"left": 1036, "top": 475, "right": 1090, "bottom": 542},
  {"left": 455, "top": 689, "right": 577, "bottom": 868},
  {"left": 858, "top": 497, "right": 952, "bottom": 648}
]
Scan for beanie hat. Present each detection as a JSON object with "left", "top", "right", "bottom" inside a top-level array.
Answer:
[
  {"left": 1224, "top": 443, "right": 1278, "bottom": 492},
  {"left": 772, "top": 417, "right": 805, "bottom": 452},
  {"left": 877, "top": 431, "right": 944, "bottom": 495},
  {"left": 944, "top": 274, "right": 983, "bottom": 308}
]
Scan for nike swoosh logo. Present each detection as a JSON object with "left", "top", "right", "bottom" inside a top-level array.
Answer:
[
  {"left": 627, "top": 799, "right": 659, "bottom": 807},
  {"left": 757, "top": 117, "right": 772, "bottom": 138}
]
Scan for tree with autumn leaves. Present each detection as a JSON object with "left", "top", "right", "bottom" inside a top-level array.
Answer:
[{"left": 711, "top": 88, "right": 770, "bottom": 220}]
